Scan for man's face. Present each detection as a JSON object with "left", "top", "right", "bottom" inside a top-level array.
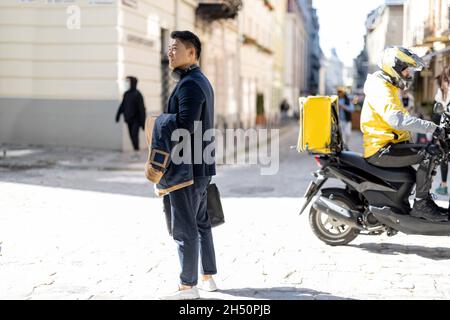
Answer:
[
  {"left": 167, "top": 38, "right": 195, "bottom": 70},
  {"left": 401, "top": 67, "right": 413, "bottom": 80}
]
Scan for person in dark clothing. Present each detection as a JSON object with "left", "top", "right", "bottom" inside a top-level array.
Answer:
[
  {"left": 115, "top": 76, "right": 146, "bottom": 154},
  {"left": 434, "top": 66, "right": 450, "bottom": 195},
  {"left": 432, "top": 111, "right": 448, "bottom": 195},
  {"left": 161, "top": 30, "right": 217, "bottom": 300},
  {"left": 337, "top": 88, "right": 354, "bottom": 149},
  {"left": 279, "top": 99, "right": 290, "bottom": 122}
]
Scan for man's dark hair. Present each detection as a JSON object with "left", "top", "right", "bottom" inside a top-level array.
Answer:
[{"left": 170, "top": 30, "right": 202, "bottom": 60}]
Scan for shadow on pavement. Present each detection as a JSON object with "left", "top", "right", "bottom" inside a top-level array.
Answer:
[
  {"left": 350, "top": 243, "right": 450, "bottom": 260},
  {"left": 215, "top": 287, "right": 351, "bottom": 300}
]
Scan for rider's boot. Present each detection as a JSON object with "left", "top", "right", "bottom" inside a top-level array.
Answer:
[{"left": 410, "top": 196, "right": 448, "bottom": 222}]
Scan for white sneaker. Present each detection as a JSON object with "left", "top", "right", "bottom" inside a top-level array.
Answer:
[
  {"left": 198, "top": 278, "right": 218, "bottom": 292},
  {"left": 161, "top": 287, "right": 200, "bottom": 300}
]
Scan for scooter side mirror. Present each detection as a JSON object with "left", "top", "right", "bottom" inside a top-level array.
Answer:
[{"left": 434, "top": 102, "right": 445, "bottom": 114}]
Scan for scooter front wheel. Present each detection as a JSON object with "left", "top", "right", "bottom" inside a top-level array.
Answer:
[{"left": 309, "top": 193, "right": 359, "bottom": 246}]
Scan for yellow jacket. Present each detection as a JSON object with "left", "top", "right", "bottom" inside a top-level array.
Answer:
[{"left": 360, "top": 73, "right": 412, "bottom": 158}]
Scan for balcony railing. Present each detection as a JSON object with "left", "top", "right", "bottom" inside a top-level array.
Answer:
[
  {"left": 196, "top": 0, "right": 243, "bottom": 21},
  {"left": 423, "top": 23, "right": 449, "bottom": 44},
  {"left": 241, "top": 34, "right": 273, "bottom": 55}
]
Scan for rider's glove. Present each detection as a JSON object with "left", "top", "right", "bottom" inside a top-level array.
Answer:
[
  {"left": 433, "top": 126, "right": 446, "bottom": 140},
  {"left": 426, "top": 143, "right": 442, "bottom": 156}
]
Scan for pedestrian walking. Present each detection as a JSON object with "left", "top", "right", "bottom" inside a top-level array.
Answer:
[
  {"left": 337, "top": 87, "right": 354, "bottom": 149},
  {"left": 279, "top": 99, "right": 290, "bottom": 123},
  {"left": 115, "top": 76, "right": 146, "bottom": 160}
]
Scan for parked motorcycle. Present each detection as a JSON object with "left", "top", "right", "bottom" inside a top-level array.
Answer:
[{"left": 300, "top": 103, "right": 450, "bottom": 246}]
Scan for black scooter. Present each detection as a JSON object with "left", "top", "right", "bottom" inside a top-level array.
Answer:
[{"left": 300, "top": 103, "right": 450, "bottom": 246}]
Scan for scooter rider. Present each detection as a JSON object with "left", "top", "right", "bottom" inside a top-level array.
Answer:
[{"left": 361, "top": 46, "right": 448, "bottom": 222}]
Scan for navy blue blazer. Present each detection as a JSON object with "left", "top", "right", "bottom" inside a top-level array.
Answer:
[
  {"left": 165, "top": 66, "right": 216, "bottom": 177},
  {"left": 145, "top": 114, "right": 194, "bottom": 197}
]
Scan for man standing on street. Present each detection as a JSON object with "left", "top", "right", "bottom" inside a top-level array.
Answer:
[
  {"left": 162, "top": 30, "right": 217, "bottom": 300},
  {"left": 115, "top": 76, "right": 146, "bottom": 160}
]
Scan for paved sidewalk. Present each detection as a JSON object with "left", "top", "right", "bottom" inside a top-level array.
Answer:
[
  {"left": 1, "top": 181, "right": 450, "bottom": 300},
  {"left": 0, "top": 122, "right": 294, "bottom": 173},
  {"left": 2, "top": 126, "right": 450, "bottom": 300}
]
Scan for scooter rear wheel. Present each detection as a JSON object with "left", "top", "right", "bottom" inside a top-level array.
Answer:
[{"left": 309, "top": 193, "right": 359, "bottom": 246}]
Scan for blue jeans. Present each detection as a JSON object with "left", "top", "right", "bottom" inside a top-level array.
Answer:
[{"left": 169, "top": 176, "right": 217, "bottom": 286}]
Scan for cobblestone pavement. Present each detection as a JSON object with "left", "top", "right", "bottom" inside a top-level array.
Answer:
[{"left": 1, "top": 123, "right": 450, "bottom": 299}]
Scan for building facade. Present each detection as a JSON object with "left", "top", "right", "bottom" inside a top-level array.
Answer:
[
  {"left": 283, "top": 0, "right": 309, "bottom": 113},
  {"left": 307, "top": 0, "right": 321, "bottom": 95},
  {"left": 0, "top": 0, "right": 320, "bottom": 150},
  {"left": 0, "top": 0, "right": 197, "bottom": 150},
  {"left": 195, "top": 1, "right": 242, "bottom": 129},
  {"left": 403, "top": 0, "right": 450, "bottom": 106},
  {"left": 366, "top": 1, "right": 405, "bottom": 74},
  {"left": 353, "top": 41, "right": 369, "bottom": 94},
  {"left": 238, "top": 0, "right": 276, "bottom": 128},
  {"left": 324, "top": 48, "right": 344, "bottom": 95},
  {"left": 271, "top": 0, "right": 288, "bottom": 125},
  {"left": 356, "top": 0, "right": 449, "bottom": 112}
]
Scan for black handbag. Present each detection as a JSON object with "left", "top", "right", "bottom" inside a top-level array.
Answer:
[
  {"left": 163, "top": 183, "right": 225, "bottom": 236},
  {"left": 206, "top": 183, "right": 225, "bottom": 228}
]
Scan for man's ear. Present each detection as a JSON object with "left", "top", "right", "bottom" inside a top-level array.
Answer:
[{"left": 189, "top": 47, "right": 196, "bottom": 60}]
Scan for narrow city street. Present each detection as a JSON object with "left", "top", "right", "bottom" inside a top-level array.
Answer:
[
  {"left": 2, "top": 124, "right": 450, "bottom": 300},
  {"left": 1, "top": 0, "right": 449, "bottom": 304}
]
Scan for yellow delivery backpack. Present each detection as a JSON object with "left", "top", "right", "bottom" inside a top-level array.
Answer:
[{"left": 297, "top": 96, "right": 343, "bottom": 154}]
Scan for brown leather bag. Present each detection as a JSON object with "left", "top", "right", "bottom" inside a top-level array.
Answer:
[{"left": 144, "top": 116, "right": 165, "bottom": 184}]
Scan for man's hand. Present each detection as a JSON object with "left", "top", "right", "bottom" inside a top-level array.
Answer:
[
  {"left": 426, "top": 143, "right": 442, "bottom": 156},
  {"left": 433, "top": 127, "right": 446, "bottom": 140}
]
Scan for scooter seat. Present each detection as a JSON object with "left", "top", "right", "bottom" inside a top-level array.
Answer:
[{"left": 339, "top": 151, "right": 415, "bottom": 183}]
